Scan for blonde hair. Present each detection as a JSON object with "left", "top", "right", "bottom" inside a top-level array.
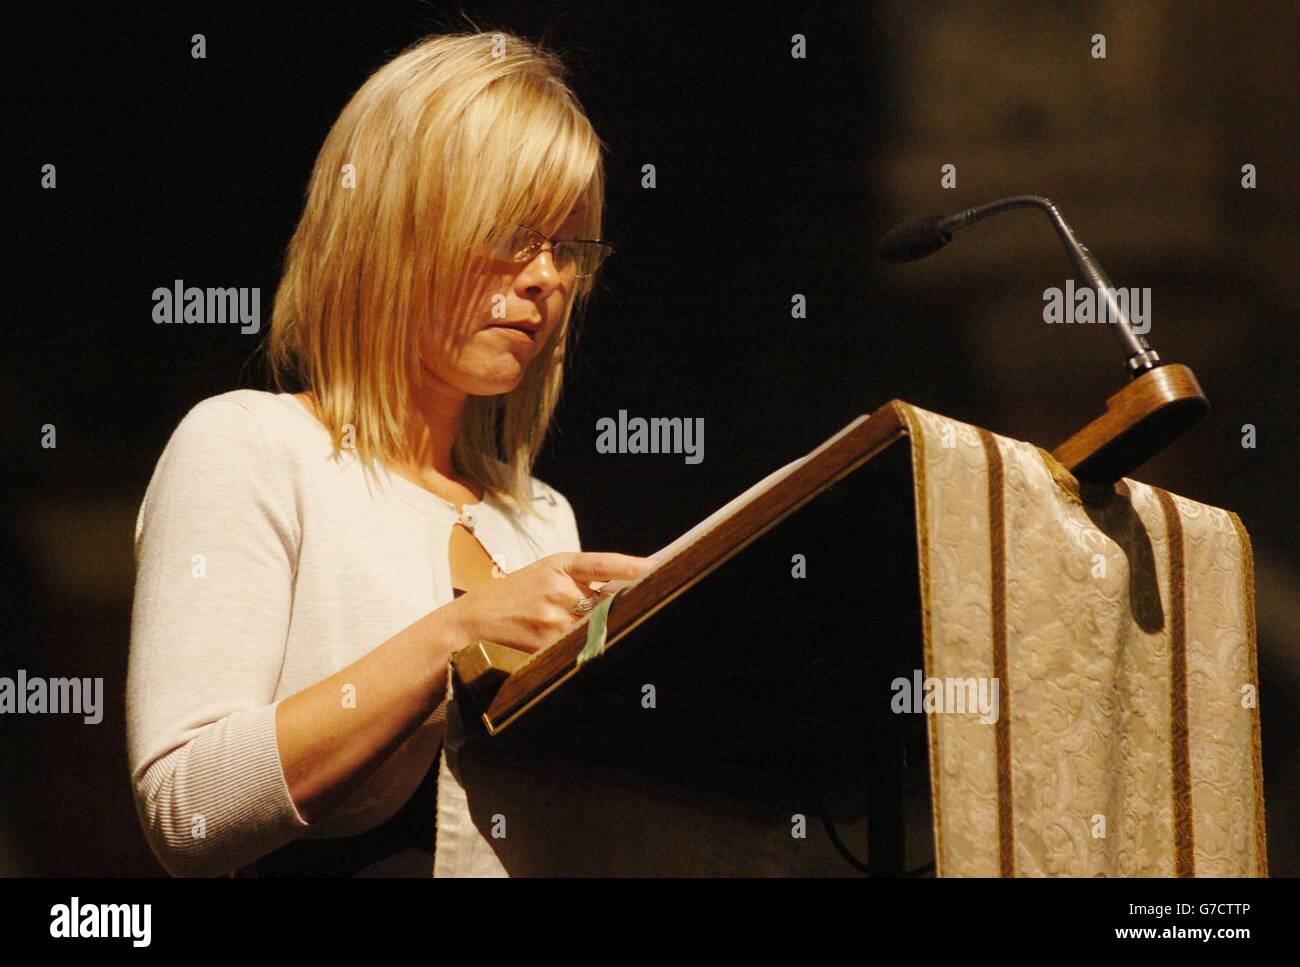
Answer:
[{"left": 267, "top": 30, "right": 607, "bottom": 520}]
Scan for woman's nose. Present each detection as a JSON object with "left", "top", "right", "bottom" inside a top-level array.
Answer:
[{"left": 515, "top": 247, "right": 564, "bottom": 296}]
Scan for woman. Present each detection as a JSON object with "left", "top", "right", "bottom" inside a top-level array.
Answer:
[{"left": 126, "top": 30, "right": 654, "bottom": 877}]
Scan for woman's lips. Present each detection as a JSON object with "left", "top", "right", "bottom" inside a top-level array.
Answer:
[{"left": 487, "top": 324, "right": 537, "bottom": 344}]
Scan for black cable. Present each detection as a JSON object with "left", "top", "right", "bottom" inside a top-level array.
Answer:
[
  {"left": 813, "top": 779, "right": 936, "bottom": 877},
  {"left": 813, "top": 781, "right": 870, "bottom": 874}
]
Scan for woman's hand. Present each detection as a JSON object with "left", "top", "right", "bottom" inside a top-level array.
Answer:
[{"left": 441, "top": 552, "right": 658, "bottom": 655}]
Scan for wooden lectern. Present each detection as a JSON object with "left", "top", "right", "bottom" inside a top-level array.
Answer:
[
  {"left": 442, "top": 365, "right": 1265, "bottom": 876},
  {"left": 453, "top": 402, "right": 932, "bottom": 874}
]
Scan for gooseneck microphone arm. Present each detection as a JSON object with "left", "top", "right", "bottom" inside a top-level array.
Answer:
[{"left": 878, "top": 195, "right": 1161, "bottom": 378}]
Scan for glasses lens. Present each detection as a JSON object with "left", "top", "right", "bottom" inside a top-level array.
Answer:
[
  {"left": 488, "top": 226, "right": 612, "bottom": 278},
  {"left": 555, "top": 242, "right": 613, "bottom": 279},
  {"left": 486, "top": 226, "right": 537, "bottom": 262}
]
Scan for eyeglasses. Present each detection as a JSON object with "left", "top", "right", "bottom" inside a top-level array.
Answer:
[{"left": 484, "top": 223, "right": 615, "bottom": 280}]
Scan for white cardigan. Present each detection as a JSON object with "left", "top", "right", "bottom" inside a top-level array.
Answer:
[{"left": 126, "top": 390, "right": 580, "bottom": 876}]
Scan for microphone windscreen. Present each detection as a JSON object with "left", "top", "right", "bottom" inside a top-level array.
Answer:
[{"left": 876, "top": 214, "right": 952, "bottom": 262}]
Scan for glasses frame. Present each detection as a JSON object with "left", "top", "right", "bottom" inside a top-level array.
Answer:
[{"left": 486, "top": 223, "right": 616, "bottom": 280}]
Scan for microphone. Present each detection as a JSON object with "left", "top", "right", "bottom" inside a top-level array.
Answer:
[
  {"left": 877, "top": 195, "right": 1160, "bottom": 377},
  {"left": 876, "top": 214, "right": 952, "bottom": 262}
]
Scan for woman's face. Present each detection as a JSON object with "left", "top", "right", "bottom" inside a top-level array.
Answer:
[{"left": 420, "top": 206, "right": 586, "bottom": 399}]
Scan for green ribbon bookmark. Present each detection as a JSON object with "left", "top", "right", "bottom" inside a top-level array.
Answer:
[{"left": 576, "top": 587, "right": 627, "bottom": 667}]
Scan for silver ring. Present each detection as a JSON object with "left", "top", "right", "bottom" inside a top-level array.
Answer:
[{"left": 573, "top": 595, "right": 599, "bottom": 616}]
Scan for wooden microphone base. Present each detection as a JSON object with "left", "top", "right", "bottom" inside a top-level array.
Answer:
[{"left": 1052, "top": 363, "right": 1210, "bottom": 486}]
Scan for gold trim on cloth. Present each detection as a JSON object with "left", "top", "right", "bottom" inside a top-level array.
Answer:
[
  {"left": 978, "top": 428, "right": 1016, "bottom": 877},
  {"left": 1229, "top": 511, "right": 1269, "bottom": 876},
  {"left": 1154, "top": 488, "right": 1195, "bottom": 876},
  {"left": 892, "top": 401, "right": 946, "bottom": 875}
]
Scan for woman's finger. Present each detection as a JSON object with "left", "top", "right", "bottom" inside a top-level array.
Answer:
[{"left": 557, "top": 552, "right": 657, "bottom": 586}]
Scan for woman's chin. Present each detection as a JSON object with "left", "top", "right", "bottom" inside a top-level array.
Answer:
[
  {"left": 420, "top": 352, "right": 529, "bottom": 397},
  {"left": 463, "top": 365, "right": 528, "bottom": 396}
]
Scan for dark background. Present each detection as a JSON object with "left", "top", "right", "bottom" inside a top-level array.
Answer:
[{"left": 4, "top": 1, "right": 1296, "bottom": 875}]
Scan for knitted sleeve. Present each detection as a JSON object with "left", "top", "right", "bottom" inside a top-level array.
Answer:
[{"left": 126, "top": 398, "right": 310, "bottom": 876}]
